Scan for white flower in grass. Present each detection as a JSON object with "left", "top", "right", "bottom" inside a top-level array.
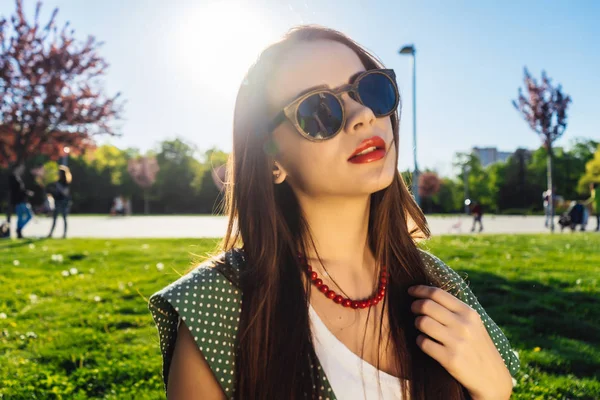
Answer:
[
  {"left": 144, "top": 264, "right": 149, "bottom": 270},
  {"left": 141, "top": 244, "right": 149, "bottom": 249},
  {"left": 118, "top": 282, "right": 125, "bottom": 291},
  {"left": 13, "top": 260, "right": 20, "bottom": 266},
  {"left": 89, "top": 268, "right": 95, "bottom": 274},
  {"left": 69, "top": 268, "right": 78, "bottom": 275},
  {"left": 565, "top": 243, "right": 571, "bottom": 250},
  {"left": 28, "top": 243, "right": 35, "bottom": 249},
  {"left": 29, "top": 294, "right": 38, "bottom": 304},
  {"left": 26, "top": 331, "right": 37, "bottom": 339},
  {"left": 128, "top": 282, "right": 133, "bottom": 287},
  {"left": 51, "top": 254, "right": 63, "bottom": 262},
  {"left": 42, "top": 246, "right": 48, "bottom": 251},
  {"left": 576, "top": 279, "right": 582, "bottom": 285},
  {"left": 94, "top": 296, "right": 102, "bottom": 302},
  {"left": 61, "top": 270, "right": 69, "bottom": 277},
  {"left": 505, "top": 253, "right": 512, "bottom": 260},
  {"left": 102, "top": 250, "right": 109, "bottom": 256},
  {"left": 0, "top": 313, "right": 7, "bottom": 319},
  {"left": 156, "top": 262, "right": 164, "bottom": 271}
]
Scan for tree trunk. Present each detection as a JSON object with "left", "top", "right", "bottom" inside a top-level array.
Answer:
[
  {"left": 144, "top": 190, "right": 149, "bottom": 215},
  {"left": 547, "top": 144, "right": 555, "bottom": 232}
]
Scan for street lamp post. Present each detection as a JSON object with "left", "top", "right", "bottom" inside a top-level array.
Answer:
[
  {"left": 62, "top": 146, "right": 71, "bottom": 166},
  {"left": 399, "top": 44, "right": 420, "bottom": 207}
]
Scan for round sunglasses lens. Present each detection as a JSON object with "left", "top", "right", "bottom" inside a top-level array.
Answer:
[
  {"left": 296, "top": 93, "right": 343, "bottom": 139},
  {"left": 358, "top": 73, "right": 398, "bottom": 116}
]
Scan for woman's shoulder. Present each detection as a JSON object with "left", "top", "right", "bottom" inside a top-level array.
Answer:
[
  {"left": 417, "top": 248, "right": 468, "bottom": 293},
  {"left": 149, "top": 248, "right": 244, "bottom": 304},
  {"left": 148, "top": 247, "right": 246, "bottom": 396}
]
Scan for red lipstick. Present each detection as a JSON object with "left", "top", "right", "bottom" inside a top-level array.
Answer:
[{"left": 348, "top": 136, "right": 387, "bottom": 164}]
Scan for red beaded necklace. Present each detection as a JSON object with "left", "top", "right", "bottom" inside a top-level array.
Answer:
[{"left": 299, "top": 256, "right": 388, "bottom": 309}]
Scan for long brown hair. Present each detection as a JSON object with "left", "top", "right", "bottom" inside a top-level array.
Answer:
[{"left": 218, "top": 25, "right": 468, "bottom": 400}]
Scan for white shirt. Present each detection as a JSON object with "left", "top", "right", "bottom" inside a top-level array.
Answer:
[{"left": 309, "top": 305, "right": 406, "bottom": 400}]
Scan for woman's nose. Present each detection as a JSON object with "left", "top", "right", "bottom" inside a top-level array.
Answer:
[{"left": 343, "top": 95, "right": 376, "bottom": 133}]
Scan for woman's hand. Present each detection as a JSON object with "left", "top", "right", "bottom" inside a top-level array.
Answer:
[{"left": 408, "top": 285, "right": 513, "bottom": 400}]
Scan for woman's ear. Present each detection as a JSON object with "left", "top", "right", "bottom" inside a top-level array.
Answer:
[{"left": 273, "top": 162, "right": 287, "bottom": 184}]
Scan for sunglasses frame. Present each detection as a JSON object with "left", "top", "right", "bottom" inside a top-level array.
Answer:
[{"left": 268, "top": 69, "right": 400, "bottom": 142}]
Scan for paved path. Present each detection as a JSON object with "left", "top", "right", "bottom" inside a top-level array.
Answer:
[{"left": 5, "top": 214, "right": 590, "bottom": 239}]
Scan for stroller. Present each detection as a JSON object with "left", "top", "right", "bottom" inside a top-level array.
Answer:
[{"left": 558, "top": 202, "right": 588, "bottom": 232}]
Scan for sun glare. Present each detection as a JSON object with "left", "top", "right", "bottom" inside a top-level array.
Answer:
[{"left": 174, "top": 2, "right": 276, "bottom": 96}]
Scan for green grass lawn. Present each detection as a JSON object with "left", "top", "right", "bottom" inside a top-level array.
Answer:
[{"left": 1, "top": 235, "right": 599, "bottom": 399}]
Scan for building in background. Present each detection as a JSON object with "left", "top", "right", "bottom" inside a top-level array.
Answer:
[{"left": 472, "top": 147, "right": 513, "bottom": 167}]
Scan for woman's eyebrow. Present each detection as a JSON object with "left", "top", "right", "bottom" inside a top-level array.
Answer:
[
  {"left": 286, "top": 84, "right": 330, "bottom": 103},
  {"left": 285, "top": 70, "right": 366, "bottom": 104}
]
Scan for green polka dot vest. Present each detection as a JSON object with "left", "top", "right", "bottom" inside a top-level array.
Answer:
[{"left": 149, "top": 248, "right": 520, "bottom": 398}]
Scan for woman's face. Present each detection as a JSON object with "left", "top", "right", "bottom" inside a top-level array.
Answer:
[{"left": 267, "top": 40, "right": 398, "bottom": 198}]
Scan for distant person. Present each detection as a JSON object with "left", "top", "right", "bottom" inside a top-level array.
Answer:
[
  {"left": 543, "top": 187, "right": 557, "bottom": 228},
  {"left": 585, "top": 182, "right": 600, "bottom": 231},
  {"left": 111, "top": 195, "right": 125, "bottom": 216},
  {"left": 8, "top": 163, "right": 34, "bottom": 239},
  {"left": 470, "top": 201, "right": 483, "bottom": 232},
  {"left": 47, "top": 166, "right": 72, "bottom": 239},
  {"left": 44, "top": 193, "right": 56, "bottom": 216}
]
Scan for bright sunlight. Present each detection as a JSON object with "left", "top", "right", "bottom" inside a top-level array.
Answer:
[{"left": 173, "top": 2, "right": 276, "bottom": 97}]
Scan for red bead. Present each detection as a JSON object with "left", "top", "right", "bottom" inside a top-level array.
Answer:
[
  {"left": 376, "top": 294, "right": 383, "bottom": 301},
  {"left": 372, "top": 298, "right": 379, "bottom": 305},
  {"left": 319, "top": 284, "right": 329, "bottom": 293},
  {"left": 359, "top": 301, "right": 368, "bottom": 309},
  {"left": 326, "top": 290, "right": 336, "bottom": 299},
  {"left": 380, "top": 277, "right": 388, "bottom": 284},
  {"left": 351, "top": 301, "right": 360, "bottom": 309},
  {"left": 366, "top": 299, "right": 372, "bottom": 307},
  {"left": 342, "top": 299, "right": 352, "bottom": 308},
  {"left": 334, "top": 295, "right": 344, "bottom": 304},
  {"left": 379, "top": 284, "right": 387, "bottom": 291},
  {"left": 307, "top": 265, "right": 312, "bottom": 272},
  {"left": 310, "top": 272, "right": 317, "bottom": 281},
  {"left": 315, "top": 279, "right": 323, "bottom": 288},
  {"left": 379, "top": 288, "right": 385, "bottom": 297}
]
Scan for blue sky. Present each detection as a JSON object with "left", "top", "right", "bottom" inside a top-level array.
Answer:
[{"left": 2, "top": 0, "right": 599, "bottom": 177}]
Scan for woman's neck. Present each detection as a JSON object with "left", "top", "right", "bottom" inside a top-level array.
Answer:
[{"left": 296, "top": 193, "right": 377, "bottom": 277}]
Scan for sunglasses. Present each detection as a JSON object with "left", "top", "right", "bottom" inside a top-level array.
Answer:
[{"left": 268, "top": 69, "right": 400, "bottom": 141}]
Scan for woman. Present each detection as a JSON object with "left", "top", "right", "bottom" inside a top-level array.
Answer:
[
  {"left": 149, "top": 26, "right": 520, "bottom": 399},
  {"left": 8, "top": 163, "right": 34, "bottom": 239},
  {"left": 47, "top": 165, "right": 72, "bottom": 238}
]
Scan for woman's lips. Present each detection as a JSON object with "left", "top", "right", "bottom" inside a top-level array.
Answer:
[
  {"left": 348, "top": 149, "right": 386, "bottom": 164},
  {"left": 348, "top": 136, "right": 387, "bottom": 163}
]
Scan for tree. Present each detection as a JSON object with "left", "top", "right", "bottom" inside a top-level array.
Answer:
[
  {"left": 418, "top": 172, "right": 441, "bottom": 213},
  {"left": 496, "top": 149, "right": 543, "bottom": 213},
  {"left": 453, "top": 152, "right": 492, "bottom": 212},
  {"left": 0, "top": 0, "right": 123, "bottom": 167},
  {"left": 128, "top": 155, "right": 159, "bottom": 214},
  {"left": 84, "top": 144, "right": 132, "bottom": 186},
  {"left": 154, "top": 138, "right": 204, "bottom": 214},
  {"left": 578, "top": 144, "right": 600, "bottom": 192},
  {"left": 513, "top": 68, "right": 571, "bottom": 231}
]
